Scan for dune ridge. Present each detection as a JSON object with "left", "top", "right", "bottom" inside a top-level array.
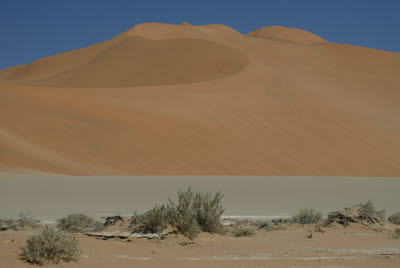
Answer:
[
  {"left": 0, "top": 22, "right": 399, "bottom": 176},
  {"left": 247, "top": 26, "right": 328, "bottom": 44}
]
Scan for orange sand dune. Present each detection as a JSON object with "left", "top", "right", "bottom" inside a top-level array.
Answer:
[{"left": 0, "top": 22, "right": 399, "bottom": 176}]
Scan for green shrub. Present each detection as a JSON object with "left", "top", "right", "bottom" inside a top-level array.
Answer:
[
  {"left": 192, "top": 190, "right": 225, "bottom": 233},
  {"left": 232, "top": 226, "right": 255, "bottom": 237},
  {"left": 167, "top": 187, "right": 201, "bottom": 240},
  {"left": 131, "top": 205, "right": 169, "bottom": 234},
  {"left": 128, "top": 187, "right": 225, "bottom": 239},
  {"left": 291, "top": 208, "right": 322, "bottom": 224},
  {"left": 167, "top": 187, "right": 225, "bottom": 239},
  {"left": 57, "top": 213, "right": 104, "bottom": 233},
  {"left": 20, "top": 226, "right": 80, "bottom": 265},
  {"left": 388, "top": 212, "right": 400, "bottom": 225},
  {"left": 0, "top": 212, "right": 39, "bottom": 231}
]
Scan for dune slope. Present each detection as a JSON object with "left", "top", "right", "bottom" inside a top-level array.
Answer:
[
  {"left": 0, "top": 23, "right": 399, "bottom": 176},
  {"left": 4, "top": 36, "right": 248, "bottom": 88}
]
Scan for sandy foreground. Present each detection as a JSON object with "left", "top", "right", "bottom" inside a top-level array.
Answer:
[{"left": 1, "top": 222, "right": 400, "bottom": 267}]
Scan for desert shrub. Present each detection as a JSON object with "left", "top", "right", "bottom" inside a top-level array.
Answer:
[
  {"left": 232, "top": 226, "right": 255, "bottom": 237},
  {"left": 192, "top": 190, "right": 225, "bottom": 233},
  {"left": 17, "top": 212, "right": 40, "bottom": 230},
  {"left": 0, "top": 217, "right": 19, "bottom": 231},
  {"left": 291, "top": 208, "right": 322, "bottom": 224},
  {"left": 20, "top": 226, "right": 80, "bottom": 265},
  {"left": 131, "top": 205, "right": 169, "bottom": 234},
  {"left": 388, "top": 212, "right": 400, "bottom": 225},
  {"left": 167, "top": 187, "right": 201, "bottom": 240},
  {"left": 0, "top": 212, "right": 39, "bottom": 231},
  {"left": 167, "top": 187, "right": 225, "bottom": 239},
  {"left": 356, "top": 200, "right": 385, "bottom": 222},
  {"left": 0, "top": 217, "right": 15, "bottom": 231},
  {"left": 57, "top": 213, "right": 104, "bottom": 233}
]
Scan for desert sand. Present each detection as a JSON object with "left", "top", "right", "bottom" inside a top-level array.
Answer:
[
  {"left": 1, "top": 222, "right": 400, "bottom": 267},
  {"left": 0, "top": 22, "right": 399, "bottom": 176}
]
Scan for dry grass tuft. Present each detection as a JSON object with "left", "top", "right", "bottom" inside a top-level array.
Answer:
[
  {"left": 57, "top": 213, "right": 104, "bottom": 233},
  {"left": 232, "top": 226, "right": 255, "bottom": 237},
  {"left": 291, "top": 208, "right": 322, "bottom": 224},
  {"left": 0, "top": 212, "right": 39, "bottom": 231}
]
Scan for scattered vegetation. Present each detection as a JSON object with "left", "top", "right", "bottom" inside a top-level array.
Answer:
[
  {"left": 20, "top": 226, "right": 80, "bottom": 265},
  {"left": 232, "top": 226, "right": 255, "bottom": 237},
  {"left": 388, "top": 212, "right": 400, "bottom": 225},
  {"left": 291, "top": 208, "right": 322, "bottom": 224},
  {"left": 0, "top": 212, "right": 39, "bottom": 231},
  {"left": 57, "top": 213, "right": 104, "bottom": 233},
  {"left": 131, "top": 205, "right": 169, "bottom": 234}
]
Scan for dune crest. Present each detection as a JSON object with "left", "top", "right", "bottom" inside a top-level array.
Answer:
[
  {"left": 247, "top": 26, "right": 327, "bottom": 44},
  {"left": 0, "top": 22, "right": 399, "bottom": 176}
]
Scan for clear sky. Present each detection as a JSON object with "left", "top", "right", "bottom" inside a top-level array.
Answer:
[{"left": 1, "top": 0, "right": 399, "bottom": 70}]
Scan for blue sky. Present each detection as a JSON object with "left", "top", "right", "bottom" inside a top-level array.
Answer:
[{"left": 1, "top": 0, "right": 399, "bottom": 70}]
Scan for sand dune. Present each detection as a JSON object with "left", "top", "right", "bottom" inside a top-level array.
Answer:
[{"left": 0, "top": 22, "right": 399, "bottom": 176}]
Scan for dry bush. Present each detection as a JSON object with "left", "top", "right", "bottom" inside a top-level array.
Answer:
[
  {"left": 192, "top": 190, "right": 225, "bottom": 233},
  {"left": 57, "top": 213, "right": 104, "bottom": 233},
  {"left": 388, "top": 212, "right": 400, "bottom": 225},
  {"left": 0, "top": 217, "right": 19, "bottom": 231},
  {"left": 357, "top": 200, "right": 385, "bottom": 221},
  {"left": 291, "top": 208, "right": 322, "bottom": 224},
  {"left": 128, "top": 187, "right": 225, "bottom": 239},
  {"left": 17, "top": 212, "right": 40, "bottom": 229},
  {"left": 131, "top": 205, "right": 169, "bottom": 234},
  {"left": 20, "top": 226, "right": 80, "bottom": 265},
  {"left": 167, "top": 187, "right": 225, "bottom": 239},
  {"left": 232, "top": 226, "right": 255, "bottom": 237},
  {"left": 0, "top": 212, "right": 39, "bottom": 231},
  {"left": 167, "top": 187, "right": 201, "bottom": 240}
]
